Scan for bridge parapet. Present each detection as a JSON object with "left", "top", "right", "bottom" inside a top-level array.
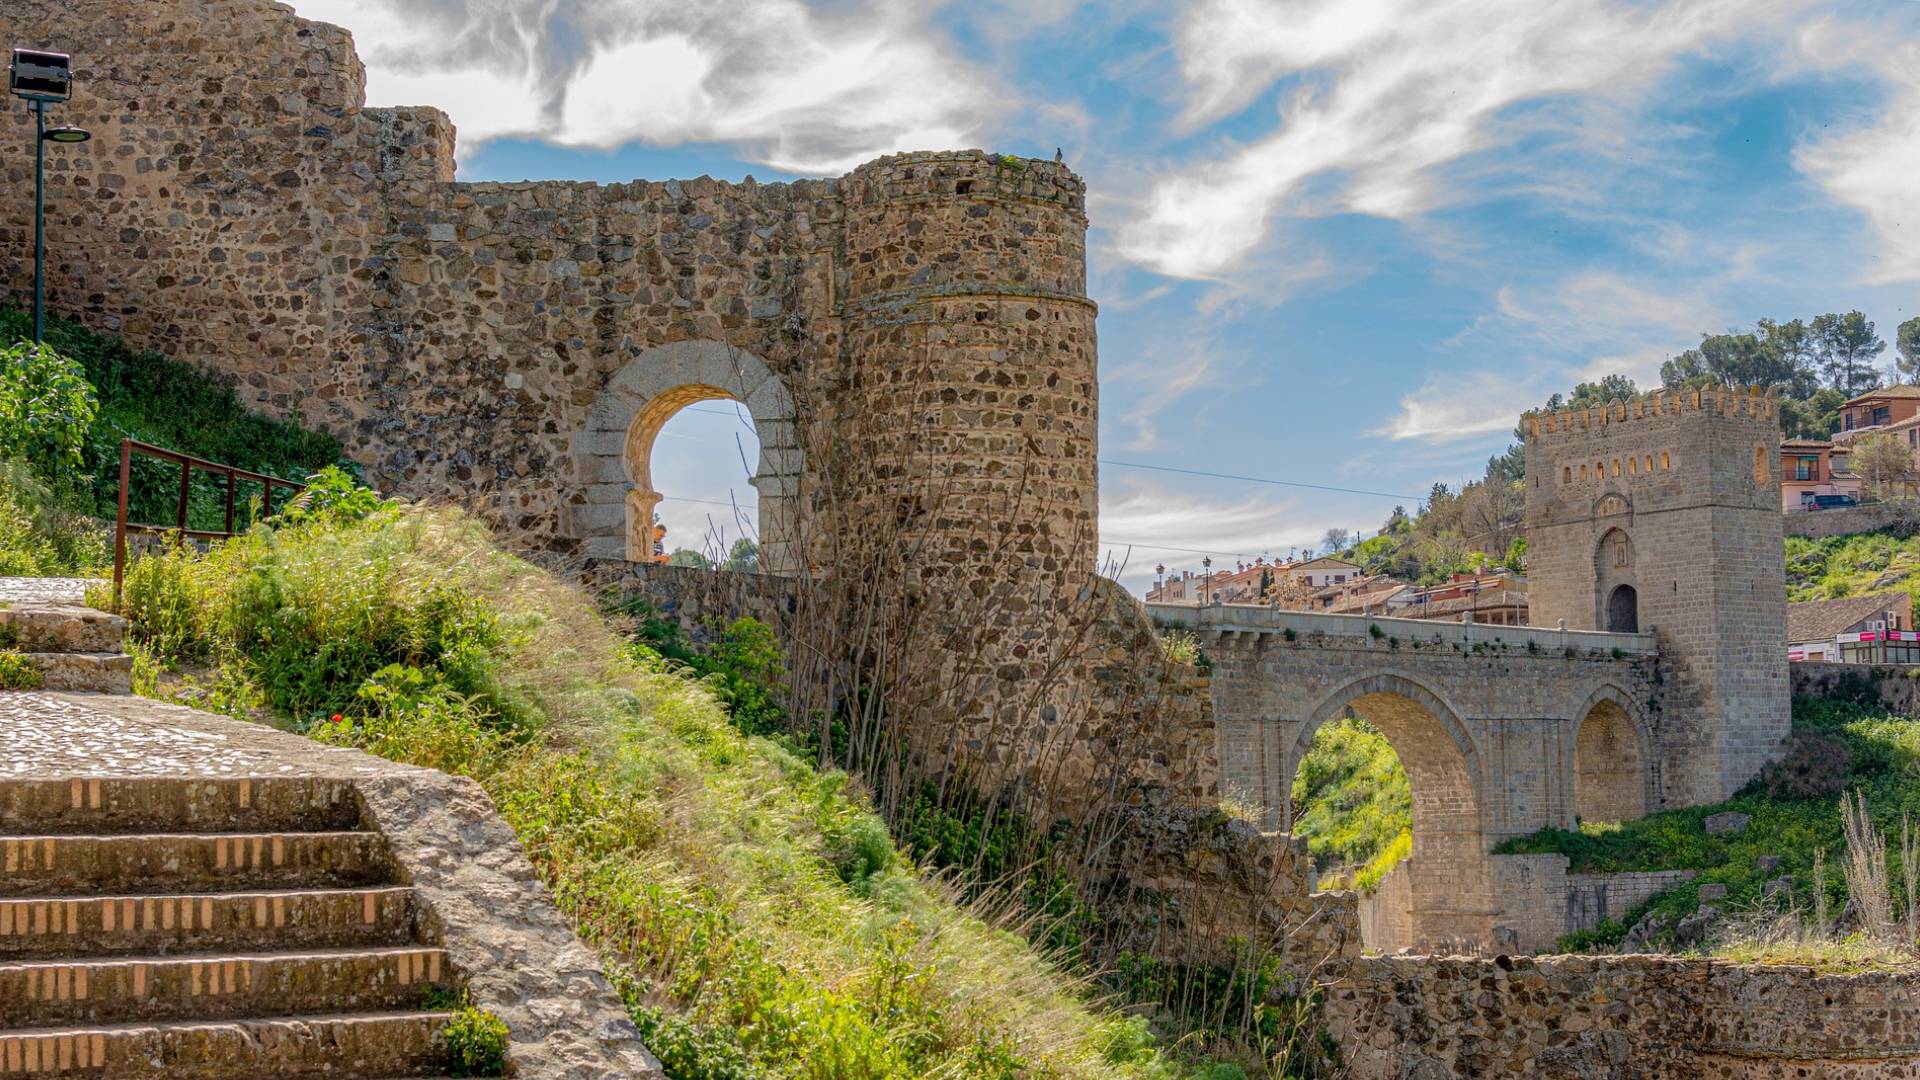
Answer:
[{"left": 1145, "top": 602, "right": 1659, "bottom": 659}]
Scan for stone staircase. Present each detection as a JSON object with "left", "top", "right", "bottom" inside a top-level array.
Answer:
[
  {"left": 0, "top": 775, "right": 464, "bottom": 1077},
  {"left": 0, "top": 582, "right": 132, "bottom": 695}
]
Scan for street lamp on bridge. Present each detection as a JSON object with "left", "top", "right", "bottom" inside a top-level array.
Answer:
[{"left": 10, "top": 47, "right": 92, "bottom": 344}]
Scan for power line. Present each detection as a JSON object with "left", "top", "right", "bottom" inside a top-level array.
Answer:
[
  {"left": 1098, "top": 460, "right": 1423, "bottom": 502},
  {"left": 674, "top": 409, "right": 1430, "bottom": 504}
]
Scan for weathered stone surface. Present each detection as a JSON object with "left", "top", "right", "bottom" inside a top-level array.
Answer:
[
  {"left": 0, "top": 691, "right": 663, "bottom": 1078},
  {"left": 1706, "top": 811, "right": 1751, "bottom": 836},
  {"left": 1327, "top": 954, "right": 1920, "bottom": 1079}
]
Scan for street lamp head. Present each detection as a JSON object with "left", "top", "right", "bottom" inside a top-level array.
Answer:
[
  {"left": 43, "top": 126, "right": 89, "bottom": 143},
  {"left": 9, "top": 48, "right": 73, "bottom": 102}
]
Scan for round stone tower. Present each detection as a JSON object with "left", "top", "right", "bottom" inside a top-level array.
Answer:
[{"left": 831, "top": 151, "right": 1099, "bottom": 586}]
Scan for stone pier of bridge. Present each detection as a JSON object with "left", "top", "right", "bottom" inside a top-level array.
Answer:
[{"left": 1149, "top": 602, "right": 1661, "bottom": 951}]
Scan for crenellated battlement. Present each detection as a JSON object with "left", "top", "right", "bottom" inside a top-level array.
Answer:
[{"left": 1524, "top": 385, "right": 1777, "bottom": 441}]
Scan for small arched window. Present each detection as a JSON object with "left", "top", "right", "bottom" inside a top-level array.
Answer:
[
  {"left": 1644, "top": 455, "right": 1654, "bottom": 473},
  {"left": 1563, "top": 466, "right": 1572, "bottom": 484},
  {"left": 1628, "top": 456, "right": 1638, "bottom": 475},
  {"left": 1661, "top": 452, "right": 1671, "bottom": 470},
  {"left": 1612, "top": 458, "right": 1622, "bottom": 477},
  {"left": 1754, "top": 444, "right": 1769, "bottom": 485},
  {"left": 1580, "top": 464, "right": 1589, "bottom": 481}
]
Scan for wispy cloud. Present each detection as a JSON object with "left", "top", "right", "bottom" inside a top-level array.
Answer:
[
  {"left": 1099, "top": 480, "right": 1323, "bottom": 587},
  {"left": 1114, "top": 0, "right": 1807, "bottom": 279},
  {"left": 1794, "top": 24, "right": 1920, "bottom": 284},
  {"left": 1373, "top": 270, "right": 1718, "bottom": 443},
  {"left": 291, "top": 0, "right": 1003, "bottom": 174}
]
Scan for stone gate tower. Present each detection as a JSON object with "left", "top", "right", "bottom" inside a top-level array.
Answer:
[{"left": 1524, "top": 387, "right": 1788, "bottom": 806}]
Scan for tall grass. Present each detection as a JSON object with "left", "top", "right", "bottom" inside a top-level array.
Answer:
[{"left": 110, "top": 498, "right": 1234, "bottom": 1079}]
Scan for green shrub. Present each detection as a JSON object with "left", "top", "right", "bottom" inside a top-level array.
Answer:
[
  {"left": 0, "top": 650, "right": 41, "bottom": 691},
  {"left": 629, "top": 1003, "right": 756, "bottom": 1080},
  {"left": 441, "top": 1006, "right": 510, "bottom": 1077},
  {"left": 0, "top": 460, "right": 108, "bottom": 575},
  {"left": 1290, "top": 716, "right": 1412, "bottom": 878},
  {"left": 0, "top": 304, "right": 344, "bottom": 528},
  {"left": 0, "top": 339, "right": 96, "bottom": 474}
]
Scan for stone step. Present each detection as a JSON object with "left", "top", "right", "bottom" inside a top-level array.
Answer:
[
  {"left": 0, "top": 606, "right": 124, "bottom": 655},
  {"left": 0, "top": 777, "right": 361, "bottom": 836},
  {"left": 0, "top": 833, "right": 391, "bottom": 897},
  {"left": 19, "top": 653, "right": 132, "bottom": 695},
  {"left": 0, "top": 1011, "right": 455, "bottom": 1078},
  {"left": 0, "top": 887, "right": 417, "bottom": 959},
  {"left": 0, "top": 945, "right": 453, "bottom": 1027}
]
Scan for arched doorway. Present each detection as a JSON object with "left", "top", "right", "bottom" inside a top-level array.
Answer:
[
  {"left": 1287, "top": 675, "right": 1491, "bottom": 952},
  {"left": 1573, "top": 696, "right": 1648, "bottom": 823},
  {"left": 1606, "top": 584, "right": 1638, "bottom": 633},
  {"left": 1595, "top": 526, "right": 1637, "bottom": 633},
  {"left": 569, "top": 341, "right": 800, "bottom": 572},
  {"left": 642, "top": 396, "right": 762, "bottom": 568}
]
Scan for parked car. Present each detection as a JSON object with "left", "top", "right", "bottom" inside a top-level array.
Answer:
[{"left": 1809, "top": 494, "right": 1860, "bottom": 510}]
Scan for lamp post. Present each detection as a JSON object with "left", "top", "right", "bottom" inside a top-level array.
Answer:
[{"left": 10, "top": 48, "right": 91, "bottom": 345}]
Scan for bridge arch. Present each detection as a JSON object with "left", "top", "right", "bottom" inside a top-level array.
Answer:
[
  {"left": 1288, "top": 672, "right": 1494, "bottom": 950},
  {"left": 570, "top": 341, "right": 800, "bottom": 572},
  {"left": 1568, "top": 683, "right": 1654, "bottom": 823}
]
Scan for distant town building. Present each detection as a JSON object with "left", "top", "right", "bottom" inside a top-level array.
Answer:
[
  {"left": 1780, "top": 438, "right": 1860, "bottom": 511},
  {"left": 1835, "top": 385, "right": 1920, "bottom": 441},
  {"left": 1385, "top": 570, "right": 1530, "bottom": 626},
  {"left": 1146, "top": 559, "right": 1281, "bottom": 605},
  {"left": 1287, "top": 557, "right": 1361, "bottom": 588},
  {"left": 1787, "top": 592, "right": 1915, "bottom": 663}
]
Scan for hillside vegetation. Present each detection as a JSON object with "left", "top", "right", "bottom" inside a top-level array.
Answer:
[
  {"left": 1498, "top": 689, "right": 1920, "bottom": 963},
  {"left": 1290, "top": 718, "right": 1412, "bottom": 892},
  {"left": 103, "top": 479, "right": 1290, "bottom": 1080},
  {"left": 1787, "top": 529, "right": 1920, "bottom": 605},
  {"left": 0, "top": 307, "right": 344, "bottom": 576}
]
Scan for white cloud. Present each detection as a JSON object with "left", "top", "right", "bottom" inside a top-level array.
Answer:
[
  {"left": 1794, "top": 27, "right": 1920, "bottom": 284},
  {"left": 1115, "top": 0, "right": 1807, "bottom": 279},
  {"left": 290, "top": 0, "right": 1002, "bottom": 174},
  {"left": 1373, "top": 270, "right": 1717, "bottom": 443},
  {"left": 1098, "top": 481, "right": 1322, "bottom": 589}
]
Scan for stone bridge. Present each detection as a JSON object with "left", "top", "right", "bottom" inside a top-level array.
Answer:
[{"left": 1150, "top": 602, "right": 1662, "bottom": 950}]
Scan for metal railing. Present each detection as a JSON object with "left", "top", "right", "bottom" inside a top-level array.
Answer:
[{"left": 112, "top": 439, "right": 307, "bottom": 606}]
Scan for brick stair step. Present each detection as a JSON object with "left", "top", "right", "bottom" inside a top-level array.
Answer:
[
  {"left": 0, "top": 833, "right": 390, "bottom": 896},
  {"left": 0, "top": 777, "right": 361, "bottom": 836},
  {"left": 0, "top": 606, "right": 124, "bottom": 655},
  {"left": 0, "top": 1011, "right": 456, "bottom": 1078},
  {"left": 0, "top": 945, "right": 453, "bottom": 1027},
  {"left": 0, "top": 887, "right": 416, "bottom": 959},
  {"left": 18, "top": 653, "right": 132, "bottom": 695}
]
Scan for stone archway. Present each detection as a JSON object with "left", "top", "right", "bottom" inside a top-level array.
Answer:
[
  {"left": 1289, "top": 673, "right": 1492, "bottom": 951},
  {"left": 1595, "top": 526, "right": 1637, "bottom": 632},
  {"left": 1570, "top": 686, "right": 1653, "bottom": 824},
  {"left": 570, "top": 341, "right": 800, "bottom": 572}
]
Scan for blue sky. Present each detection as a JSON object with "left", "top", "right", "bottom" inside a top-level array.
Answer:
[{"left": 291, "top": 0, "right": 1920, "bottom": 589}]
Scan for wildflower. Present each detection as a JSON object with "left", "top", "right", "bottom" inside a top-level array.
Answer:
[{"left": 330, "top": 713, "right": 345, "bottom": 724}]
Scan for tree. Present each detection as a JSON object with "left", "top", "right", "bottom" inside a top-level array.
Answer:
[
  {"left": 722, "top": 536, "right": 759, "bottom": 573},
  {"left": 1897, "top": 316, "right": 1920, "bottom": 379},
  {"left": 1849, "top": 433, "right": 1916, "bottom": 500},
  {"left": 1660, "top": 327, "right": 1817, "bottom": 399},
  {"left": 1321, "top": 527, "right": 1352, "bottom": 556},
  {"left": 1811, "top": 311, "right": 1886, "bottom": 397},
  {"left": 1779, "top": 387, "right": 1846, "bottom": 440},
  {"left": 667, "top": 548, "right": 713, "bottom": 569}
]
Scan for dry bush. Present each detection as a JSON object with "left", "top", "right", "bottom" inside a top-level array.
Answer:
[{"left": 1754, "top": 730, "right": 1855, "bottom": 800}]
